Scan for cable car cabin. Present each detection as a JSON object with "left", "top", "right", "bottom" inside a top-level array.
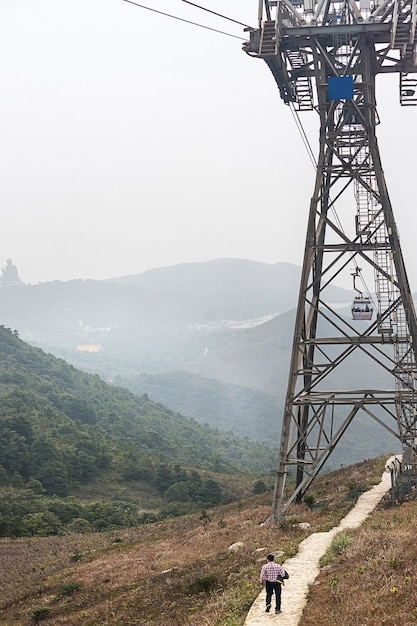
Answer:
[{"left": 352, "top": 297, "right": 373, "bottom": 321}]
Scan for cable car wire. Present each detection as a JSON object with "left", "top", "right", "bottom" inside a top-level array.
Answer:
[
  {"left": 289, "top": 103, "right": 374, "bottom": 301},
  {"left": 179, "top": 1, "right": 253, "bottom": 29},
  {"left": 289, "top": 103, "right": 316, "bottom": 168},
  {"left": 119, "top": 0, "right": 371, "bottom": 301},
  {"left": 120, "top": 0, "right": 249, "bottom": 40}
]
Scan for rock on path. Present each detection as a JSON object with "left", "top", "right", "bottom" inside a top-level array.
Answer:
[{"left": 243, "top": 456, "right": 396, "bottom": 625}]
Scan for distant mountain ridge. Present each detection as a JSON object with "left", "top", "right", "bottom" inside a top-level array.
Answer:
[
  {"left": 108, "top": 258, "right": 351, "bottom": 319},
  {"left": 0, "top": 258, "right": 352, "bottom": 368},
  {"left": 0, "top": 258, "right": 399, "bottom": 469}
]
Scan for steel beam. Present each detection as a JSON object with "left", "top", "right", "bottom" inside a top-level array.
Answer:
[{"left": 245, "top": 0, "right": 417, "bottom": 520}]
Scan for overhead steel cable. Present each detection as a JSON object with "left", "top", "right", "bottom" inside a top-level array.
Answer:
[
  {"left": 289, "top": 102, "right": 372, "bottom": 297},
  {"left": 289, "top": 102, "right": 317, "bottom": 168},
  {"left": 179, "top": 0, "right": 253, "bottom": 29},
  {"left": 120, "top": 0, "right": 249, "bottom": 40}
]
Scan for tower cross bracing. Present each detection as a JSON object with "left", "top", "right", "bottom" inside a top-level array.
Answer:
[{"left": 244, "top": 0, "right": 417, "bottom": 519}]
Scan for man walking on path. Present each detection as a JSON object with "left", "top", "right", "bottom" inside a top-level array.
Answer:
[
  {"left": 259, "top": 553, "right": 287, "bottom": 614},
  {"left": 245, "top": 457, "right": 396, "bottom": 626}
]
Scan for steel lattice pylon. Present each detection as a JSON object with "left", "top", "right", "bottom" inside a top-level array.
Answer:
[{"left": 244, "top": 0, "right": 417, "bottom": 519}]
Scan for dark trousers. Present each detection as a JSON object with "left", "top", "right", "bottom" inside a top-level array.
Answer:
[{"left": 265, "top": 580, "right": 282, "bottom": 609}]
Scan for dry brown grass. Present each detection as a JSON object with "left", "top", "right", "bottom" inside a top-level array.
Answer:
[
  {"left": 0, "top": 456, "right": 391, "bottom": 626},
  {"left": 301, "top": 499, "right": 417, "bottom": 626}
]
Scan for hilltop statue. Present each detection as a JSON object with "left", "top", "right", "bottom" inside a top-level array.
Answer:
[{"left": 0, "top": 259, "right": 23, "bottom": 286}]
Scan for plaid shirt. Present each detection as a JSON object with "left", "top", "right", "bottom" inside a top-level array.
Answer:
[{"left": 260, "top": 561, "right": 286, "bottom": 583}]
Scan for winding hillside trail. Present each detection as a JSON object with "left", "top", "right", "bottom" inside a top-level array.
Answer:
[{"left": 244, "top": 456, "right": 396, "bottom": 625}]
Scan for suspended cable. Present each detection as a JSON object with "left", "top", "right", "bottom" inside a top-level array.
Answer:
[
  {"left": 289, "top": 102, "right": 316, "bottom": 168},
  {"left": 289, "top": 102, "right": 374, "bottom": 299},
  {"left": 120, "top": 0, "right": 249, "bottom": 41},
  {"left": 179, "top": 1, "right": 253, "bottom": 29}
]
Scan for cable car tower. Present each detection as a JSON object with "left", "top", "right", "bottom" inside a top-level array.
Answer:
[{"left": 244, "top": 0, "right": 417, "bottom": 519}]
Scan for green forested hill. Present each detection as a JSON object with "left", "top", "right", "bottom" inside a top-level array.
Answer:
[{"left": 0, "top": 325, "right": 277, "bottom": 537}]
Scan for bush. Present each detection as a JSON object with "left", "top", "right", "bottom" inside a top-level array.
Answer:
[
  {"left": 160, "top": 502, "right": 196, "bottom": 517},
  {"left": 20, "top": 511, "right": 63, "bottom": 537},
  {"left": 31, "top": 607, "right": 51, "bottom": 622},
  {"left": 66, "top": 517, "right": 93, "bottom": 534},
  {"left": 304, "top": 493, "right": 316, "bottom": 508},
  {"left": 253, "top": 480, "right": 267, "bottom": 494},
  {"left": 321, "top": 532, "right": 352, "bottom": 566},
  {"left": 56, "top": 580, "right": 83, "bottom": 598},
  {"left": 164, "top": 481, "right": 192, "bottom": 503},
  {"left": 186, "top": 573, "right": 219, "bottom": 594}
]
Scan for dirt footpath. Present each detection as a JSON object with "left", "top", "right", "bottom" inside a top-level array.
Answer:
[{"left": 244, "top": 456, "right": 396, "bottom": 625}]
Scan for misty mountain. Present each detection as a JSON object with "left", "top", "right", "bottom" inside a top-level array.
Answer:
[
  {"left": 109, "top": 258, "right": 307, "bottom": 318},
  {"left": 120, "top": 308, "right": 399, "bottom": 468},
  {"left": 188, "top": 308, "right": 296, "bottom": 394},
  {"left": 0, "top": 258, "right": 399, "bottom": 468},
  {"left": 0, "top": 259, "right": 351, "bottom": 356},
  {"left": 118, "top": 369, "right": 283, "bottom": 443},
  {"left": 185, "top": 306, "right": 395, "bottom": 394}
]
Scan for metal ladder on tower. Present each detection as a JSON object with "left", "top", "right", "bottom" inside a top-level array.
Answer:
[
  {"left": 259, "top": 20, "right": 277, "bottom": 56},
  {"left": 392, "top": 0, "right": 417, "bottom": 104},
  {"left": 352, "top": 134, "right": 417, "bottom": 430},
  {"left": 286, "top": 50, "right": 314, "bottom": 111}
]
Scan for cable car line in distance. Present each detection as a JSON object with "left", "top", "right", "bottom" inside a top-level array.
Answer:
[
  {"left": 119, "top": 0, "right": 249, "bottom": 40},
  {"left": 179, "top": 0, "right": 254, "bottom": 29}
]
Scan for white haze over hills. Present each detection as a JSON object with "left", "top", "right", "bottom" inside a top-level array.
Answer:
[
  {"left": 0, "top": 257, "right": 353, "bottom": 377},
  {"left": 0, "top": 257, "right": 402, "bottom": 467},
  {"left": 0, "top": 1, "right": 416, "bottom": 290}
]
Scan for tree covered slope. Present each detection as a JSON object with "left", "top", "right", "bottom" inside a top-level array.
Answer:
[{"left": 0, "top": 325, "right": 278, "bottom": 536}]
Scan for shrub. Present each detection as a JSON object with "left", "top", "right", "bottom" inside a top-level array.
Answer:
[
  {"left": 304, "top": 494, "right": 316, "bottom": 508},
  {"left": 21, "top": 511, "right": 63, "bottom": 537},
  {"left": 66, "top": 517, "right": 93, "bottom": 534},
  {"left": 160, "top": 502, "right": 196, "bottom": 517},
  {"left": 164, "top": 481, "right": 192, "bottom": 503},
  {"left": 321, "top": 532, "right": 352, "bottom": 566},
  {"left": 253, "top": 480, "right": 267, "bottom": 494},
  {"left": 56, "top": 580, "right": 83, "bottom": 598},
  {"left": 186, "top": 573, "right": 219, "bottom": 594},
  {"left": 31, "top": 607, "right": 51, "bottom": 622},
  {"left": 0, "top": 465, "right": 10, "bottom": 487}
]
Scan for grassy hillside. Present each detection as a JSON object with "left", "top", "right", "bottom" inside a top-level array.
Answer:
[
  {"left": 0, "top": 325, "right": 279, "bottom": 536},
  {"left": 0, "top": 457, "right": 396, "bottom": 626},
  {"left": 302, "top": 494, "right": 417, "bottom": 625}
]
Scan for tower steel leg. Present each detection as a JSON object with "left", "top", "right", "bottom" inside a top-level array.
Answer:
[{"left": 270, "top": 35, "right": 417, "bottom": 520}]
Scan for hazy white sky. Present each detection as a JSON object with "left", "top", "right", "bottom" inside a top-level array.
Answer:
[{"left": 0, "top": 0, "right": 416, "bottom": 287}]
